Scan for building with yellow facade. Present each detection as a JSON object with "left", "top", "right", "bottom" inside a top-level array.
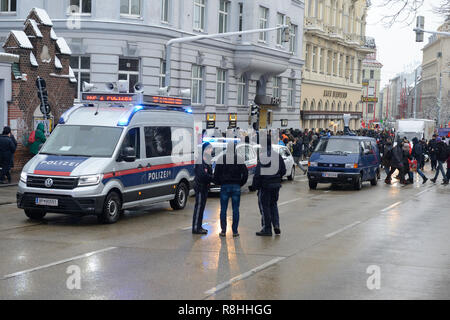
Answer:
[{"left": 300, "top": 0, "right": 375, "bottom": 131}]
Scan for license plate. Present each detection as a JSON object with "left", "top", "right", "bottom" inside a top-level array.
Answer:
[
  {"left": 35, "top": 198, "right": 58, "bottom": 207},
  {"left": 323, "top": 172, "right": 339, "bottom": 178}
]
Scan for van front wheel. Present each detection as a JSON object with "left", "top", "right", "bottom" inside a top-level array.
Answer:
[
  {"left": 98, "top": 191, "right": 122, "bottom": 224},
  {"left": 170, "top": 182, "right": 189, "bottom": 210},
  {"left": 25, "top": 209, "right": 46, "bottom": 221}
]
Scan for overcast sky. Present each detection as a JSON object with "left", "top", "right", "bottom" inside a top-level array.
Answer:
[{"left": 366, "top": 0, "right": 445, "bottom": 87}]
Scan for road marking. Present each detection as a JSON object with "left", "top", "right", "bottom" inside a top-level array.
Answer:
[
  {"left": 3, "top": 247, "right": 117, "bottom": 280},
  {"left": 380, "top": 201, "right": 402, "bottom": 213},
  {"left": 181, "top": 223, "right": 209, "bottom": 231},
  {"left": 204, "top": 257, "right": 286, "bottom": 296},
  {"left": 325, "top": 221, "right": 361, "bottom": 239},
  {"left": 279, "top": 198, "right": 302, "bottom": 206}
]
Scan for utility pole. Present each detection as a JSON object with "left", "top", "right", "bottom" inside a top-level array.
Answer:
[
  {"left": 438, "top": 72, "right": 442, "bottom": 128},
  {"left": 413, "top": 67, "right": 418, "bottom": 119}
]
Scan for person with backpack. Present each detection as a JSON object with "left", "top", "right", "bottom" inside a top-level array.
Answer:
[
  {"left": 382, "top": 138, "right": 393, "bottom": 177},
  {"left": 430, "top": 137, "right": 449, "bottom": 185},
  {"left": 0, "top": 127, "right": 17, "bottom": 184},
  {"left": 29, "top": 123, "right": 47, "bottom": 155}
]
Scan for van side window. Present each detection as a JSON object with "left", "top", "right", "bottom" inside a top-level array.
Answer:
[
  {"left": 145, "top": 127, "right": 172, "bottom": 158},
  {"left": 122, "top": 128, "right": 140, "bottom": 159},
  {"left": 364, "top": 141, "right": 373, "bottom": 154}
]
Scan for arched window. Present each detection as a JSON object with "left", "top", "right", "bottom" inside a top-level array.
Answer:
[
  {"left": 310, "top": 100, "right": 316, "bottom": 111},
  {"left": 343, "top": 102, "right": 347, "bottom": 112},
  {"left": 325, "top": 100, "right": 330, "bottom": 111},
  {"left": 318, "top": 100, "right": 323, "bottom": 111},
  {"left": 302, "top": 100, "right": 309, "bottom": 111},
  {"left": 349, "top": 102, "right": 353, "bottom": 112},
  {"left": 338, "top": 102, "right": 342, "bottom": 112},
  {"left": 332, "top": 101, "right": 336, "bottom": 111}
]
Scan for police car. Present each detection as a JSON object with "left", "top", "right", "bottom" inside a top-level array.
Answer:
[{"left": 17, "top": 85, "right": 195, "bottom": 224}]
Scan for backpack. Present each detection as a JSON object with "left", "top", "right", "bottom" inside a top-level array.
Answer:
[{"left": 28, "top": 131, "right": 36, "bottom": 144}]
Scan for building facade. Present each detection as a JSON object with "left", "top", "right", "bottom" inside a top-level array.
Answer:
[
  {"left": 0, "top": 0, "right": 305, "bottom": 132},
  {"left": 0, "top": 7, "right": 76, "bottom": 169},
  {"left": 421, "top": 19, "right": 450, "bottom": 128},
  {"left": 361, "top": 48, "right": 382, "bottom": 127},
  {"left": 300, "top": 0, "right": 374, "bottom": 132}
]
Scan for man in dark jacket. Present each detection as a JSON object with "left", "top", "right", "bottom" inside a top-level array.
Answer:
[
  {"left": 411, "top": 137, "right": 428, "bottom": 184},
  {"left": 0, "top": 127, "right": 17, "bottom": 184},
  {"left": 214, "top": 142, "right": 248, "bottom": 237},
  {"left": 385, "top": 142, "right": 407, "bottom": 185},
  {"left": 428, "top": 135, "right": 438, "bottom": 171},
  {"left": 192, "top": 143, "right": 214, "bottom": 235},
  {"left": 431, "top": 137, "right": 449, "bottom": 185},
  {"left": 382, "top": 138, "right": 393, "bottom": 177},
  {"left": 252, "top": 136, "right": 286, "bottom": 237},
  {"left": 292, "top": 137, "right": 307, "bottom": 175}
]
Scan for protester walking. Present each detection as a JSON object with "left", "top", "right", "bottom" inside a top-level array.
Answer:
[
  {"left": 385, "top": 141, "right": 407, "bottom": 185},
  {"left": 410, "top": 137, "right": 428, "bottom": 184},
  {"left": 252, "top": 135, "right": 286, "bottom": 237},
  {"left": 0, "top": 127, "right": 17, "bottom": 184},
  {"left": 192, "top": 143, "right": 214, "bottom": 235},
  {"left": 214, "top": 142, "right": 248, "bottom": 238},
  {"left": 431, "top": 137, "right": 450, "bottom": 185},
  {"left": 292, "top": 137, "right": 307, "bottom": 175}
]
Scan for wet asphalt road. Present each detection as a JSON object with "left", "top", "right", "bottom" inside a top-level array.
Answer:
[{"left": 0, "top": 170, "right": 449, "bottom": 300}]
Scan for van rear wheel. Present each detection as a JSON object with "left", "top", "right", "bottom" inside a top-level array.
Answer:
[
  {"left": 309, "top": 181, "right": 318, "bottom": 190},
  {"left": 170, "top": 182, "right": 189, "bottom": 210},
  {"left": 98, "top": 191, "right": 122, "bottom": 224},
  {"left": 24, "top": 209, "right": 46, "bottom": 221}
]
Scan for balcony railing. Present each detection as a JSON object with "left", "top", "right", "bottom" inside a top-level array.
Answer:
[{"left": 305, "top": 17, "right": 324, "bottom": 32}]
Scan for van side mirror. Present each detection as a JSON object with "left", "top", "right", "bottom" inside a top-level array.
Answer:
[{"left": 121, "top": 147, "right": 136, "bottom": 162}]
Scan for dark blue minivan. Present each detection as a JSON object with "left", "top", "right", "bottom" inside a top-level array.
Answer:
[{"left": 307, "top": 136, "right": 381, "bottom": 190}]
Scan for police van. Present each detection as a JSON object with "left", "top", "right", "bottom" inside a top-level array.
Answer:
[{"left": 17, "top": 85, "right": 195, "bottom": 224}]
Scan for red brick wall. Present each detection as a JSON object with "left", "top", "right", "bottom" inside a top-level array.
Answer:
[{"left": 4, "top": 18, "right": 76, "bottom": 172}]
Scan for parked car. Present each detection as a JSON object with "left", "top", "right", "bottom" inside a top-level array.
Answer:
[
  {"left": 207, "top": 142, "right": 257, "bottom": 193},
  {"left": 252, "top": 144, "right": 296, "bottom": 181},
  {"left": 307, "top": 136, "right": 381, "bottom": 190}
]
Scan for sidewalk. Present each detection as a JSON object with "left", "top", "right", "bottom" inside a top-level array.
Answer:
[
  {"left": 0, "top": 185, "right": 17, "bottom": 205},
  {"left": 0, "top": 171, "right": 19, "bottom": 188}
]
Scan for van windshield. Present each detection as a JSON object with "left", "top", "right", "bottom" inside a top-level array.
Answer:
[
  {"left": 315, "top": 139, "right": 360, "bottom": 154},
  {"left": 40, "top": 125, "right": 123, "bottom": 158}
]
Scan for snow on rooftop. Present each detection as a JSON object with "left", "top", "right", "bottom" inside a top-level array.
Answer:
[
  {"left": 0, "top": 53, "right": 20, "bottom": 63},
  {"left": 9, "top": 30, "right": 33, "bottom": 49},
  {"left": 30, "top": 52, "right": 39, "bottom": 67},
  {"left": 54, "top": 55, "right": 62, "bottom": 69},
  {"left": 31, "top": 8, "right": 53, "bottom": 27},
  {"left": 69, "top": 66, "right": 77, "bottom": 83},
  {"left": 27, "top": 19, "right": 43, "bottom": 38},
  {"left": 50, "top": 28, "right": 57, "bottom": 40},
  {"left": 56, "top": 37, "right": 72, "bottom": 55}
]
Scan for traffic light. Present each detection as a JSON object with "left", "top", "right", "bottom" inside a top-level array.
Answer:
[
  {"left": 415, "top": 16, "right": 424, "bottom": 43},
  {"left": 282, "top": 17, "right": 291, "bottom": 43},
  {"left": 251, "top": 103, "right": 260, "bottom": 117}
]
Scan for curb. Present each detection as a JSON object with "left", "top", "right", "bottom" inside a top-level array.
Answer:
[{"left": 0, "top": 184, "right": 18, "bottom": 188}]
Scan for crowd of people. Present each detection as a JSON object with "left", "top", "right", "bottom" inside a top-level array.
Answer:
[{"left": 193, "top": 126, "right": 450, "bottom": 238}]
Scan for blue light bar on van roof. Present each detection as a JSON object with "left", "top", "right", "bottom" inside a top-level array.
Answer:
[
  {"left": 59, "top": 104, "right": 85, "bottom": 124},
  {"left": 117, "top": 105, "right": 144, "bottom": 126}
]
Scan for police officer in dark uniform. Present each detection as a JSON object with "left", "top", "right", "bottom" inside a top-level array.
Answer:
[
  {"left": 252, "top": 135, "right": 286, "bottom": 237},
  {"left": 192, "top": 142, "right": 213, "bottom": 235}
]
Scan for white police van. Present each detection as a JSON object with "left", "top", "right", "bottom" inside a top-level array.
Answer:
[{"left": 17, "top": 87, "right": 195, "bottom": 224}]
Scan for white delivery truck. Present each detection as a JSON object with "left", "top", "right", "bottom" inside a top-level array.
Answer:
[{"left": 395, "top": 119, "right": 436, "bottom": 142}]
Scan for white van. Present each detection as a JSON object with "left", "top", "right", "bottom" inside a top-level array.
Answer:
[{"left": 17, "top": 92, "right": 195, "bottom": 224}]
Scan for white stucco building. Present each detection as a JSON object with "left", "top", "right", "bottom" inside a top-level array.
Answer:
[{"left": 0, "top": 0, "right": 305, "bottom": 131}]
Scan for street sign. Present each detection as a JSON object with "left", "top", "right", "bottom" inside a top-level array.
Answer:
[{"left": 36, "top": 77, "right": 51, "bottom": 117}]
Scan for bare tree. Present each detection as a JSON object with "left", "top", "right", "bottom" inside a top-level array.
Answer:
[
  {"left": 375, "top": 0, "right": 425, "bottom": 27},
  {"left": 374, "top": 0, "right": 450, "bottom": 26}
]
